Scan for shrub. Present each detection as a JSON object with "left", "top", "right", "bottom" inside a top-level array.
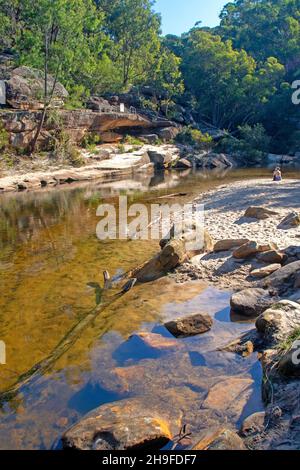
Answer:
[
  {"left": 81, "top": 133, "right": 102, "bottom": 149},
  {"left": 176, "top": 127, "right": 213, "bottom": 149},
  {"left": 117, "top": 143, "right": 126, "bottom": 153},
  {"left": 123, "top": 135, "right": 144, "bottom": 146},
  {"left": 0, "top": 120, "right": 9, "bottom": 150},
  {"left": 218, "top": 124, "right": 271, "bottom": 163},
  {"left": 53, "top": 130, "right": 84, "bottom": 167}
]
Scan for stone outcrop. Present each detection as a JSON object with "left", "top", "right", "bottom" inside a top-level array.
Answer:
[
  {"left": 164, "top": 313, "right": 213, "bottom": 338},
  {"left": 157, "top": 127, "right": 180, "bottom": 141},
  {"left": 202, "top": 377, "right": 254, "bottom": 419},
  {"left": 0, "top": 108, "right": 177, "bottom": 149},
  {"left": 0, "top": 150, "right": 153, "bottom": 193},
  {"left": 196, "top": 153, "right": 233, "bottom": 170},
  {"left": 4, "top": 66, "right": 68, "bottom": 110}
]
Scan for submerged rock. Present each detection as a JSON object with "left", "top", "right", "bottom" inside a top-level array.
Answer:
[
  {"left": 62, "top": 398, "right": 173, "bottom": 450},
  {"left": 192, "top": 428, "right": 246, "bottom": 451},
  {"left": 129, "top": 332, "right": 183, "bottom": 351},
  {"left": 164, "top": 313, "right": 213, "bottom": 338},
  {"left": 230, "top": 288, "right": 277, "bottom": 317},
  {"left": 202, "top": 377, "right": 254, "bottom": 414}
]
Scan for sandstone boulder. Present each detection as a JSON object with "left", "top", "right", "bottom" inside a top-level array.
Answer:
[
  {"left": 263, "top": 261, "right": 300, "bottom": 292},
  {"left": 233, "top": 241, "right": 277, "bottom": 259},
  {"left": 140, "top": 134, "right": 159, "bottom": 144},
  {"left": 6, "top": 66, "right": 68, "bottom": 110},
  {"left": 62, "top": 398, "right": 173, "bottom": 450},
  {"left": 244, "top": 206, "right": 279, "bottom": 220},
  {"left": 278, "top": 212, "right": 300, "bottom": 229},
  {"left": 164, "top": 313, "right": 213, "bottom": 338},
  {"left": 147, "top": 149, "right": 173, "bottom": 169},
  {"left": 175, "top": 158, "right": 192, "bottom": 169},
  {"left": 199, "top": 153, "right": 232, "bottom": 170},
  {"left": 250, "top": 264, "right": 281, "bottom": 279},
  {"left": 256, "top": 250, "right": 285, "bottom": 264},
  {"left": 86, "top": 96, "right": 112, "bottom": 112},
  {"left": 230, "top": 288, "right": 277, "bottom": 317},
  {"left": 157, "top": 127, "right": 180, "bottom": 141},
  {"left": 214, "top": 238, "right": 249, "bottom": 253},
  {"left": 256, "top": 300, "right": 300, "bottom": 346}
]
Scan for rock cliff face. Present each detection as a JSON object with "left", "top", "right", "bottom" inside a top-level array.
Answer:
[{"left": 0, "top": 108, "right": 176, "bottom": 149}]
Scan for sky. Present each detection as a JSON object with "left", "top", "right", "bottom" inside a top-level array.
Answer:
[{"left": 154, "top": 0, "right": 227, "bottom": 36}]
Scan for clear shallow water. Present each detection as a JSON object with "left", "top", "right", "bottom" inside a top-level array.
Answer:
[{"left": 0, "top": 167, "right": 296, "bottom": 449}]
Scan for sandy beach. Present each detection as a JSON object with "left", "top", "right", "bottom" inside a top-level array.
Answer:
[{"left": 175, "top": 178, "right": 300, "bottom": 289}]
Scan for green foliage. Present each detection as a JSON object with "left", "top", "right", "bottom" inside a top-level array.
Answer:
[
  {"left": 99, "top": 0, "right": 161, "bottom": 88},
  {"left": 278, "top": 328, "right": 300, "bottom": 353},
  {"left": 81, "top": 133, "right": 102, "bottom": 149},
  {"left": 123, "top": 135, "right": 143, "bottom": 146},
  {"left": 1, "top": 0, "right": 300, "bottom": 157},
  {"left": 181, "top": 30, "right": 285, "bottom": 129},
  {"left": 53, "top": 130, "right": 84, "bottom": 166},
  {"left": 117, "top": 143, "right": 126, "bottom": 153},
  {"left": 176, "top": 127, "right": 213, "bottom": 149},
  {"left": 219, "top": 0, "right": 300, "bottom": 71},
  {"left": 219, "top": 124, "right": 271, "bottom": 163},
  {"left": 0, "top": 120, "right": 9, "bottom": 150}
]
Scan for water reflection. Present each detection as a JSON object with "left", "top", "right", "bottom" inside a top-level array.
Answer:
[{"left": 0, "top": 167, "right": 290, "bottom": 449}]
